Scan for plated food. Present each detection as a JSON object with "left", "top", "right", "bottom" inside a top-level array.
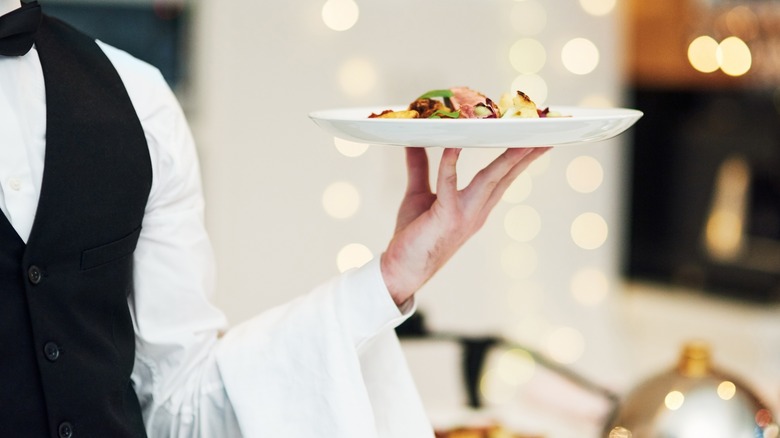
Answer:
[
  {"left": 309, "top": 88, "right": 643, "bottom": 148},
  {"left": 368, "top": 87, "right": 565, "bottom": 120},
  {"left": 434, "top": 424, "right": 543, "bottom": 438}
]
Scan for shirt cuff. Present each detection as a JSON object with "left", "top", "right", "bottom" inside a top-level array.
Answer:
[{"left": 336, "top": 257, "right": 416, "bottom": 351}]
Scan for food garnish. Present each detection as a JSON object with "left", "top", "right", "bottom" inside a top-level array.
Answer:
[{"left": 368, "top": 87, "right": 565, "bottom": 120}]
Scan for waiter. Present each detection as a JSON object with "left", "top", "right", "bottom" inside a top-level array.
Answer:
[{"left": 0, "top": 1, "right": 548, "bottom": 436}]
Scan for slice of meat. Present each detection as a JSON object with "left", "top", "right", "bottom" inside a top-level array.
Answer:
[
  {"left": 449, "top": 87, "right": 498, "bottom": 118},
  {"left": 449, "top": 86, "right": 488, "bottom": 110}
]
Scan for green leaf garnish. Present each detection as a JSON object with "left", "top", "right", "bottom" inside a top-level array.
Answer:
[
  {"left": 418, "top": 89, "right": 454, "bottom": 99},
  {"left": 428, "top": 109, "right": 460, "bottom": 119}
]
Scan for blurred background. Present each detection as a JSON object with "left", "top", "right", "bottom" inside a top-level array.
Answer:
[{"left": 40, "top": 0, "right": 780, "bottom": 436}]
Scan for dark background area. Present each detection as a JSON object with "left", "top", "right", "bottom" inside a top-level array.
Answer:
[
  {"left": 40, "top": 0, "right": 189, "bottom": 88},
  {"left": 625, "top": 86, "right": 780, "bottom": 302}
]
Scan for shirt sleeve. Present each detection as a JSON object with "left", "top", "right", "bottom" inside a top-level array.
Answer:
[
  {"left": 215, "top": 258, "right": 434, "bottom": 438},
  {"left": 100, "top": 42, "right": 434, "bottom": 438}
]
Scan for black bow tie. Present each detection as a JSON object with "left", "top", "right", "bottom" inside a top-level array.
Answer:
[{"left": 0, "top": 1, "right": 42, "bottom": 56}]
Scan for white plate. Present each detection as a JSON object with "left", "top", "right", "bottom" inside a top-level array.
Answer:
[{"left": 309, "top": 106, "right": 643, "bottom": 148}]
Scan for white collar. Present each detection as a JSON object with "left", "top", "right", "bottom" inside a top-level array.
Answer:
[{"left": 0, "top": 0, "right": 22, "bottom": 17}]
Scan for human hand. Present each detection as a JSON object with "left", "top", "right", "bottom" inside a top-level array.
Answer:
[{"left": 380, "top": 146, "right": 551, "bottom": 306}]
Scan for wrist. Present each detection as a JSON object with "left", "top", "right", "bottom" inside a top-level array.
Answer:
[{"left": 380, "top": 251, "right": 417, "bottom": 306}]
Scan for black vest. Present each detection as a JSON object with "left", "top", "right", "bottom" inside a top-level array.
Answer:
[{"left": 0, "top": 15, "right": 151, "bottom": 437}]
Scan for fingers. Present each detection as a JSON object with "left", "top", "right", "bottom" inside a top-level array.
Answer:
[
  {"left": 436, "top": 148, "right": 462, "bottom": 205},
  {"left": 465, "top": 147, "right": 534, "bottom": 202},
  {"left": 484, "top": 147, "right": 551, "bottom": 210},
  {"left": 483, "top": 148, "right": 535, "bottom": 183},
  {"left": 405, "top": 147, "right": 431, "bottom": 195}
]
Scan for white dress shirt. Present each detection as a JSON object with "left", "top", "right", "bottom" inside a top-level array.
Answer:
[{"left": 0, "top": 26, "right": 433, "bottom": 438}]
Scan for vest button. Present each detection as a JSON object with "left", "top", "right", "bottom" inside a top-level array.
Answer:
[
  {"left": 44, "top": 342, "right": 60, "bottom": 362},
  {"left": 27, "top": 265, "right": 43, "bottom": 285},
  {"left": 58, "top": 421, "right": 74, "bottom": 438}
]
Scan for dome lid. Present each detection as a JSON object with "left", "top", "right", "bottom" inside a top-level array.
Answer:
[{"left": 605, "top": 341, "right": 777, "bottom": 438}]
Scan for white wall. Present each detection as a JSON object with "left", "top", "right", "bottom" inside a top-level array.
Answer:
[
  {"left": 186, "top": 1, "right": 780, "bottom": 435},
  {"left": 191, "top": 0, "right": 627, "bottom": 344},
  {"left": 189, "top": 0, "right": 630, "bottom": 433}
]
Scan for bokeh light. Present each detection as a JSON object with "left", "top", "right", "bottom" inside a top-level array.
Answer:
[
  {"left": 718, "top": 36, "right": 752, "bottom": 77},
  {"left": 338, "top": 57, "right": 377, "bottom": 97},
  {"left": 764, "top": 423, "right": 779, "bottom": 438},
  {"left": 579, "top": 0, "right": 616, "bottom": 16},
  {"left": 480, "top": 368, "right": 516, "bottom": 404},
  {"left": 717, "top": 381, "right": 736, "bottom": 400},
  {"left": 322, "top": 181, "right": 360, "bottom": 218},
  {"left": 571, "top": 212, "right": 609, "bottom": 249},
  {"left": 570, "top": 268, "right": 609, "bottom": 306},
  {"left": 580, "top": 93, "right": 614, "bottom": 108},
  {"left": 509, "top": 38, "right": 547, "bottom": 74},
  {"left": 705, "top": 210, "right": 743, "bottom": 260},
  {"left": 321, "top": 0, "right": 359, "bottom": 31},
  {"left": 689, "top": 35, "right": 752, "bottom": 76},
  {"left": 725, "top": 5, "right": 759, "bottom": 41},
  {"left": 566, "top": 155, "right": 604, "bottom": 193},
  {"left": 545, "top": 326, "right": 585, "bottom": 364},
  {"left": 561, "top": 38, "right": 600, "bottom": 75},
  {"left": 336, "top": 243, "right": 373, "bottom": 272},
  {"left": 334, "top": 137, "right": 369, "bottom": 157},
  {"left": 504, "top": 205, "right": 542, "bottom": 242},
  {"left": 664, "top": 391, "right": 685, "bottom": 410},
  {"left": 495, "top": 349, "right": 536, "bottom": 385},
  {"left": 501, "top": 172, "right": 533, "bottom": 204},
  {"left": 527, "top": 150, "right": 551, "bottom": 176},
  {"left": 756, "top": 409, "right": 774, "bottom": 428},
  {"left": 688, "top": 35, "right": 720, "bottom": 73},
  {"left": 510, "top": 74, "right": 548, "bottom": 104}
]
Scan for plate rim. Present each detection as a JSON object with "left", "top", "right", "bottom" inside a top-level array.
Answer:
[
  {"left": 309, "top": 105, "right": 643, "bottom": 122},
  {"left": 309, "top": 105, "right": 644, "bottom": 148}
]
